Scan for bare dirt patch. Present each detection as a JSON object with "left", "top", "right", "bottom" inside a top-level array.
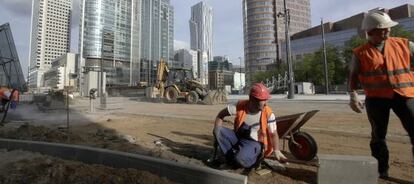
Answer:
[
  {"left": 1, "top": 113, "right": 413, "bottom": 184},
  {"left": 0, "top": 150, "right": 176, "bottom": 184}
]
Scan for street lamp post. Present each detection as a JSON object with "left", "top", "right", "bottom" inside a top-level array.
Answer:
[{"left": 279, "top": 0, "right": 295, "bottom": 99}]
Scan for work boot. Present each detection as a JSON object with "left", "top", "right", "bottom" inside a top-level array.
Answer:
[{"left": 379, "top": 171, "right": 389, "bottom": 179}]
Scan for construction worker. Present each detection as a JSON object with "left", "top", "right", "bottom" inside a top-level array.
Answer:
[
  {"left": 0, "top": 87, "right": 19, "bottom": 112},
  {"left": 212, "top": 83, "right": 287, "bottom": 168},
  {"left": 348, "top": 10, "right": 414, "bottom": 179}
]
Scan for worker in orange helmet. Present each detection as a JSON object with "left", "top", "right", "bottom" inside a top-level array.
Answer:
[
  {"left": 212, "top": 83, "right": 286, "bottom": 168},
  {"left": 0, "top": 87, "right": 19, "bottom": 112}
]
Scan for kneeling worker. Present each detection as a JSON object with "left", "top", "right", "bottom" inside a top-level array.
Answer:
[{"left": 213, "top": 83, "right": 287, "bottom": 168}]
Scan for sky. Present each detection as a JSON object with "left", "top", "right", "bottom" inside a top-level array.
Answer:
[{"left": 0, "top": 0, "right": 412, "bottom": 78}]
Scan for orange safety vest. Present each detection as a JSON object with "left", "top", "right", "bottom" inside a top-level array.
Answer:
[
  {"left": 234, "top": 100, "right": 274, "bottom": 157},
  {"left": 353, "top": 37, "right": 414, "bottom": 98}
]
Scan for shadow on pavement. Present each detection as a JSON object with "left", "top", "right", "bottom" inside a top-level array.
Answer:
[{"left": 147, "top": 133, "right": 213, "bottom": 161}]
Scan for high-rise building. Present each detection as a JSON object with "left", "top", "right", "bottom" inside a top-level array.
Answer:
[
  {"left": 28, "top": 0, "right": 72, "bottom": 90},
  {"left": 173, "top": 49, "right": 198, "bottom": 77},
  {"left": 190, "top": 1, "right": 213, "bottom": 86},
  {"left": 189, "top": 1, "right": 213, "bottom": 61},
  {"left": 242, "top": 0, "right": 311, "bottom": 85},
  {"left": 140, "top": 0, "right": 174, "bottom": 84},
  {"left": 79, "top": 0, "right": 141, "bottom": 94},
  {"left": 140, "top": 0, "right": 174, "bottom": 61}
]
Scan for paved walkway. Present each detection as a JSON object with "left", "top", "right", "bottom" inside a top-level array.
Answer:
[{"left": 228, "top": 94, "right": 365, "bottom": 101}]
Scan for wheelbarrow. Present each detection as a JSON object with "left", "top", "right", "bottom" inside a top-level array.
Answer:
[
  {"left": 276, "top": 110, "right": 319, "bottom": 161},
  {"left": 208, "top": 110, "right": 319, "bottom": 165}
]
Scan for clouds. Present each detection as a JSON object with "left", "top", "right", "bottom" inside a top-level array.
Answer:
[
  {"left": 0, "top": 0, "right": 413, "bottom": 79},
  {"left": 174, "top": 40, "right": 190, "bottom": 50},
  {"left": 0, "top": 0, "right": 32, "bottom": 17},
  {"left": 310, "top": 0, "right": 410, "bottom": 25}
]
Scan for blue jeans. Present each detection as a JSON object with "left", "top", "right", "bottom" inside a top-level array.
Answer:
[{"left": 215, "top": 126, "right": 262, "bottom": 168}]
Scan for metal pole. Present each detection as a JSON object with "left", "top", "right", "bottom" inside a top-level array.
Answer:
[
  {"left": 283, "top": 0, "right": 295, "bottom": 99},
  {"left": 66, "top": 89, "right": 69, "bottom": 131},
  {"left": 100, "top": 33, "right": 106, "bottom": 109},
  {"left": 239, "top": 57, "right": 242, "bottom": 94},
  {"left": 273, "top": 0, "right": 280, "bottom": 64},
  {"left": 321, "top": 18, "right": 329, "bottom": 95}
]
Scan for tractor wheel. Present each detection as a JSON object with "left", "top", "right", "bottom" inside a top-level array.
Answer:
[
  {"left": 186, "top": 91, "right": 199, "bottom": 104},
  {"left": 288, "top": 132, "right": 317, "bottom": 161},
  {"left": 164, "top": 87, "right": 178, "bottom": 103}
]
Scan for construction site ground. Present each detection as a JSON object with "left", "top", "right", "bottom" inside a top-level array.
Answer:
[{"left": 1, "top": 96, "right": 413, "bottom": 184}]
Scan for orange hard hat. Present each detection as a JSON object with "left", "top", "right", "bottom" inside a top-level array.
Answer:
[{"left": 249, "top": 83, "right": 270, "bottom": 100}]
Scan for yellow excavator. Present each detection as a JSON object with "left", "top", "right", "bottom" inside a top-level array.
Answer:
[{"left": 145, "top": 59, "right": 227, "bottom": 104}]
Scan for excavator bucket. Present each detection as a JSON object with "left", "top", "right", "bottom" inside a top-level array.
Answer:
[{"left": 201, "top": 90, "right": 228, "bottom": 105}]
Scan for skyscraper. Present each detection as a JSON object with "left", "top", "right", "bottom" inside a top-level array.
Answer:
[
  {"left": 140, "top": 0, "right": 174, "bottom": 84},
  {"left": 189, "top": 1, "right": 213, "bottom": 85},
  {"left": 28, "top": 0, "right": 72, "bottom": 90},
  {"left": 140, "top": 0, "right": 174, "bottom": 61},
  {"left": 242, "top": 0, "right": 311, "bottom": 85},
  {"left": 79, "top": 0, "right": 141, "bottom": 92}
]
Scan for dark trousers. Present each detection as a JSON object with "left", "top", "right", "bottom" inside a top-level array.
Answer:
[{"left": 365, "top": 93, "right": 414, "bottom": 173}]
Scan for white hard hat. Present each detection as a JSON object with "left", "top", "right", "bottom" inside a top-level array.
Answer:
[{"left": 362, "top": 11, "right": 398, "bottom": 31}]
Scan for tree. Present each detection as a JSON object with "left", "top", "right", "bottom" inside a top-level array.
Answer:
[
  {"left": 252, "top": 63, "right": 287, "bottom": 83},
  {"left": 390, "top": 25, "right": 414, "bottom": 41},
  {"left": 294, "top": 46, "right": 346, "bottom": 86}
]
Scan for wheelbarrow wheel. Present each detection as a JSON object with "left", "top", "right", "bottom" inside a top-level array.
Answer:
[{"left": 288, "top": 132, "right": 317, "bottom": 161}]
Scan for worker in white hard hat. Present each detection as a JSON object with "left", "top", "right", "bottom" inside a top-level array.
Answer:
[{"left": 348, "top": 10, "right": 414, "bottom": 179}]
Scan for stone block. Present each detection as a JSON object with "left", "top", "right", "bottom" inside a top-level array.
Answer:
[{"left": 318, "top": 154, "right": 378, "bottom": 184}]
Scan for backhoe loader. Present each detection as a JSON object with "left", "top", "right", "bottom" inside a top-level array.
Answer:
[{"left": 145, "top": 59, "right": 227, "bottom": 104}]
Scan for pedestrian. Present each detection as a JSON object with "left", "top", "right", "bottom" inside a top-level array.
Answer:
[
  {"left": 0, "top": 87, "right": 19, "bottom": 112},
  {"left": 212, "top": 83, "right": 287, "bottom": 169},
  {"left": 348, "top": 10, "right": 414, "bottom": 179}
]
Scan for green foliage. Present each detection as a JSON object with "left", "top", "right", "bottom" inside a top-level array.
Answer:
[
  {"left": 343, "top": 35, "right": 367, "bottom": 68},
  {"left": 390, "top": 25, "right": 414, "bottom": 41},
  {"left": 252, "top": 26, "right": 413, "bottom": 87},
  {"left": 252, "top": 63, "right": 287, "bottom": 83},
  {"left": 295, "top": 46, "right": 346, "bottom": 85}
]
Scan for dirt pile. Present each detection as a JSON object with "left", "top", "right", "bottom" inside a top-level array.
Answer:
[
  {"left": 0, "top": 125, "right": 82, "bottom": 142},
  {"left": 0, "top": 150, "right": 176, "bottom": 184},
  {"left": 0, "top": 124, "right": 147, "bottom": 154}
]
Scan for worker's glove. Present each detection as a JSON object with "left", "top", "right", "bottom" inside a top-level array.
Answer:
[
  {"left": 273, "top": 150, "right": 287, "bottom": 162},
  {"left": 349, "top": 91, "right": 363, "bottom": 113},
  {"left": 10, "top": 101, "right": 17, "bottom": 109}
]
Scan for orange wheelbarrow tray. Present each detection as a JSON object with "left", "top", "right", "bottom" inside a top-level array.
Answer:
[{"left": 276, "top": 110, "right": 319, "bottom": 161}]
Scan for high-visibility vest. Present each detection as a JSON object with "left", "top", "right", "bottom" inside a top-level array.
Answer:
[
  {"left": 234, "top": 100, "right": 274, "bottom": 157},
  {"left": 353, "top": 37, "right": 414, "bottom": 98}
]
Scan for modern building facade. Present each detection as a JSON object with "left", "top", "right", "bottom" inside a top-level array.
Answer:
[
  {"left": 190, "top": 1, "right": 213, "bottom": 85},
  {"left": 173, "top": 49, "right": 198, "bottom": 77},
  {"left": 28, "top": 0, "right": 72, "bottom": 90},
  {"left": 79, "top": 0, "right": 141, "bottom": 95},
  {"left": 242, "top": 0, "right": 311, "bottom": 85},
  {"left": 286, "top": 4, "right": 414, "bottom": 62},
  {"left": 189, "top": 1, "right": 213, "bottom": 61},
  {"left": 208, "top": 58, "right": 233, "bottom": 90},
  {"left": 43, "top": 53, "right": 78, "bottom": 90},
  {"left": 139, "top": 0, "right": 174, "bottom": 85},
  {"left": 140, "top": 0, "right": 174, "bottom": 61}
]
